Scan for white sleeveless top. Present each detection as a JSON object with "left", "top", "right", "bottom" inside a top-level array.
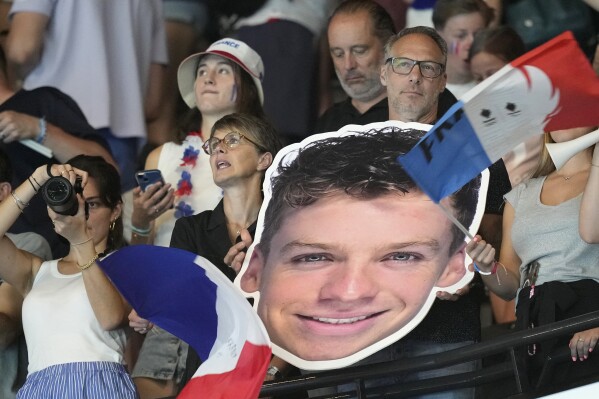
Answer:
[{"left": 22, "top": 260, "right": 127, "bottom": 373}]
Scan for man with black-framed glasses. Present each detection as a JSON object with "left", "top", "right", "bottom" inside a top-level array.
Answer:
[
  {"left": 381, "top": 26, "right": 449, "bottom": 124},
  {"left": 365, "top": 26, "right": 512, "bottom": 399},
  {"left": 316, "top": 1, "right": 459, "bottom": 135}
]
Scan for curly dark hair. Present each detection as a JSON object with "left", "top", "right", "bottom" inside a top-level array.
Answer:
[{"left": 259, "top": 127, "right": 481, "bottom": 256}]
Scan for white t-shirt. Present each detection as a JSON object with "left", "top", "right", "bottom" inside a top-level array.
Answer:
[
  {"left": 10, "top": 0, "right": 168, "bottom": 139},
  {"left": 234, "top": 0, "right": 333, "bottom": 36}
]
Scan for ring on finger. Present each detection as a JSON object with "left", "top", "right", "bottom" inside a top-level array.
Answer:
[{"left": 154, "top": 207, "right": 160, "bottom": 214}]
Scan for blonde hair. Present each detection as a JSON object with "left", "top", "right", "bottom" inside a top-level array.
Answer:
[{"left": 531, "top": 132, "right": 555, "bottom": 178}]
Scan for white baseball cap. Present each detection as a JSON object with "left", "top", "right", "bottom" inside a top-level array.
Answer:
[{"left": 177, "top": 38, "right": 265, "bottom": 108}]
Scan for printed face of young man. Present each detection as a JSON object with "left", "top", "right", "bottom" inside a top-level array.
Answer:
[{"left": 241, "top": 191, "right": 465, "bottom": 362}]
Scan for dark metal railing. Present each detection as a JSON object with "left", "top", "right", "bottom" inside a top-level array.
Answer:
[{"left": 260, "top": 311, "right": 599, "bottom": 398}]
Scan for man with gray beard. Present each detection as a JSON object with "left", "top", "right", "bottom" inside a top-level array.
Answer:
[{"left": 315, "top": 0, "right": 457, "bottom": 134}]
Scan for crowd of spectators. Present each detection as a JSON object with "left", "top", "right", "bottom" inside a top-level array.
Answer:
[{"left": 0, "top": 0, "right": 598, "bottom": 398}]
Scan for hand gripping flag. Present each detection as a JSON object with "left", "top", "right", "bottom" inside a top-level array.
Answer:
[
  {"left": 99, "top": 245, "right": 271, "bottom": 399},
  {"left": 398, "top": 31, "right": 599, "bottom": 203}
]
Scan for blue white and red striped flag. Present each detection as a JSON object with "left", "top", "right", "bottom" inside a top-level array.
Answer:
[
  {"left": 99, "top": 245, "right": 271, "bottom": 399},
  {"left": 398, "top": 31, "right": 599, "bottom": 202}
]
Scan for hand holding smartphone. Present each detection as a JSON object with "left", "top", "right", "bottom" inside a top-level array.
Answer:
[{"left": 135, "top": 169, "right": 165, "bottom": 192}]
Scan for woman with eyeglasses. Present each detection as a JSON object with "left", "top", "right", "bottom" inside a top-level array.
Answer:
[
  {"left": 173, "top": 112, "right": 281, "bottom": 390},
  {"left": 128, "top": 38, "right": 266, "bottom": 250},
  {"left": 127, "top": 38, "right": 268, "bottom": 399},
  {"left": 172, "top": 113, "right": 281, "bottom": 280}
]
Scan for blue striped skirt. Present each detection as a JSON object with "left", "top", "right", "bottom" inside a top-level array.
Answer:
[{"left": 17, "top": 361, "right": 138, "bottom": 399}]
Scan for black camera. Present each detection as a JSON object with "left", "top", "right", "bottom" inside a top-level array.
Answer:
[{"left": 41, "top": 176, "right": 84, "bottom": 216}]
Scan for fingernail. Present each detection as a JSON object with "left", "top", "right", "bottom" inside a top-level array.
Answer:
[{"left": 572, "top": 357, "right": 577, "bottom": 361}]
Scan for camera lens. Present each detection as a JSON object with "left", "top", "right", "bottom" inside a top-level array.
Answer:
[{"left": 41, "top": 176, "right": 79, "bottom": 216}]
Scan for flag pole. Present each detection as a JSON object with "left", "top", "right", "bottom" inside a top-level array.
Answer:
[{"left": 436, "top": 202, "right": 474, "bottom": 240}]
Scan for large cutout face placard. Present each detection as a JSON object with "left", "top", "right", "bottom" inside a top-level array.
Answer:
[{"left": 236, "top": 121, "right": 488, "bottom": 370}]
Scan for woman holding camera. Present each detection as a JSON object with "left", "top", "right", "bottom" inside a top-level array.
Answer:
[{"left": 0, "top": 156, "right": 136, "bottom": 398}]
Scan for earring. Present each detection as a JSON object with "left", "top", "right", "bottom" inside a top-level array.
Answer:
[{"left": 109, "top": 220, "right": 116, "bottom": 231}]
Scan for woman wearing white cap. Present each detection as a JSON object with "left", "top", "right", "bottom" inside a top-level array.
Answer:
[{"left": 128, "top": 38, "right": 266, "bottom": 399}]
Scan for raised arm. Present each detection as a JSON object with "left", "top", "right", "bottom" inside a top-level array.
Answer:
[
  {"left": 45, "top": 164, "right": 130, "bottom": 330},
  {"left": 5, "top": 11, "right": 49, "bottom": 86},
  {"left": 466, "top": 202, "right": 521, "bottom": 300},
  {"left": 72, "top": 233, "right": 131, "bottom": 331},
  {"left": 0, "top": 165, "right": 47, "bottom": 295},
  {"left": 0, "top": 110, "right": 117, "bottom": 169},
  {"left": 579, "top": 144, "right": 599, "bottom": 243},
  {"left": 129, "top": 145, "right": 174, "bottom": 245}
]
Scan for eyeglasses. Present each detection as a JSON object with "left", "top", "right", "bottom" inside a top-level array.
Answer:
[
  {"left": 202, "top": 131, "right": 266, "bottom": 155},
  {"left": 385, "top": 57, "right": 445, "bottom": 79}
]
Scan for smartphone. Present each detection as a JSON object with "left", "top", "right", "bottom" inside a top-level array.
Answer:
[{"left": 135, "top": 169, "right": 165, "bottom": 192}]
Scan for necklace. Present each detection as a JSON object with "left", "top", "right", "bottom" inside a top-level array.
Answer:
[{"left": 227, "top": 221, "right": 251, "bottom": 240}]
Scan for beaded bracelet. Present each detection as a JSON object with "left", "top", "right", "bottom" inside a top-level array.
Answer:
[{"left": 77, "top": 253, "right": 99, "bottom": 271}]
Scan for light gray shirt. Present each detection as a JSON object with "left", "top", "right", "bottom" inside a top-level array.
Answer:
[{"left": 505, "top": 176, "right": 599, "bottom": 287}]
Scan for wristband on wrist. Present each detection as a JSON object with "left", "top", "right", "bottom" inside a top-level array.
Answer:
[
  {"left": 36, "top": 117, "right": 47, "bottom": 144},
  {"left": 473, "top": 261, "right": 497, "bottom": 275},
  {"left": 131, "top": 225, "right": 152, "bottom": 236}
]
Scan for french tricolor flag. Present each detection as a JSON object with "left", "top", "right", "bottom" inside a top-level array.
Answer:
[
  {"left": 99, "top": 245, "right": 271, "bottom": 399},
  {"left": 399, "top": 31, "right": 599, "bottom": 202}
]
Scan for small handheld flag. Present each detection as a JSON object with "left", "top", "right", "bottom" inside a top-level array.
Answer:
[{"left": 399, "top": 31, "right": 599, "bottom": 203}]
